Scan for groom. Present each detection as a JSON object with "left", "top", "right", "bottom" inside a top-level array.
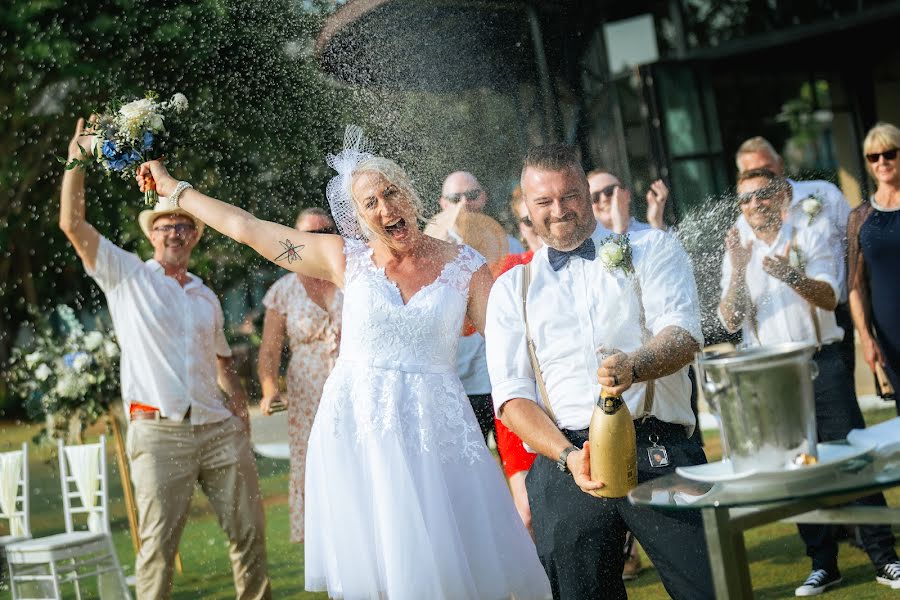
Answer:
[
  {"left": 58, "top": 118, "right": 271, "bottom": 600},
  {"left": 485, "top": 143, "right": 714, "bottom": 599}
]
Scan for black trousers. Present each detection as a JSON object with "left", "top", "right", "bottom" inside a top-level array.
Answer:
[
  {"left": 526, "top": 418, "right": 715, "bottom": 600},
  {"left": 834, "top": 302, "right": 856, "bottom": 375},
  {"left": 467, "top": 393, "right": 495, "bottom": 444},
  {"left": 799, "top": 343, "right": 898, "bottom": 572}
]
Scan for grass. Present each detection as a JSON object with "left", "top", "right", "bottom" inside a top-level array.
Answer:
[{"left": 1, "top": 408, "right": 898, "bottom": 599}]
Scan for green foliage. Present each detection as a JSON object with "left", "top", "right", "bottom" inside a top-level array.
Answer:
[{"left": 0, "top": 0, "right": 348, "bottom": 416}]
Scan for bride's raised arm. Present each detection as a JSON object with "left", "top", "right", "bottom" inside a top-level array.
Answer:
[{"left": 137, "top": 160, "right": 345, "bottom": 285}]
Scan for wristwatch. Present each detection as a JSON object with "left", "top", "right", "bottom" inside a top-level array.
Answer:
[{"left": 557, "top": 445, "right": 578, "bottom": 473}]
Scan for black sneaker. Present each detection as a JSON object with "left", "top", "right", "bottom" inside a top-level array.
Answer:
[
  {"left": 876, "top": 561, "right": 900, "bottom": 589},
  {"left": 795, "top": 569, "right": 842, "bottom": 596}
]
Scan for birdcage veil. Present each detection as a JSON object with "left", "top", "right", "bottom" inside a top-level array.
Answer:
[{"left": 325, "top": 125, "right": 375, "bottom": 240}]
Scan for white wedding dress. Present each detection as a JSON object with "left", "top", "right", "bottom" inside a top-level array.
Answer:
[{"left": 304, "top": 239, "right": 551, "bottom": 600}]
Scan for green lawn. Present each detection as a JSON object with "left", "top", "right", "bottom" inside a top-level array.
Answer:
[{"left": 2, "top": 408, "right": 899, "bottom": 599}]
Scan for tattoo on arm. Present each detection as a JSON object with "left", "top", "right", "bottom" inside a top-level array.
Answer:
[{"left": 275, "top": 239, "right": 305, "bottom": 263}]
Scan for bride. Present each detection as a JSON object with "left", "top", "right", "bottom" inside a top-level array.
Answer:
[{"left": 136, "top": 127, "right": 551, "bottom": 600}]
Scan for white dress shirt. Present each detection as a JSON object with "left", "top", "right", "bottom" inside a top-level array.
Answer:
[
  {"left": 86, "top": 236, "right": 233, "bottom": 423},
  {"left": 486, "top": 224, "right": 702, "bottom": 434},
  {"left": 736, "top": 178, "right": 851, "bottom": 301},
  {"left": 719, "top": 219, "right": 843, "bottom": 347}
]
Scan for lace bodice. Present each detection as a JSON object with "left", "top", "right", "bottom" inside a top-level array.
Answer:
[{"left": 338, "top": 239, "right": 485, "bottom": 370}]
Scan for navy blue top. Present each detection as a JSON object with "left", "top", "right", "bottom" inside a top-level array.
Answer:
[{"left": 861, "top": 200, "right": 900, "bottom": 389}]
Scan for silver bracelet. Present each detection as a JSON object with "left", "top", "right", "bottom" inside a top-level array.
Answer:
[{"left": 169, "top": 181, "right": 193, "bottom": 207}]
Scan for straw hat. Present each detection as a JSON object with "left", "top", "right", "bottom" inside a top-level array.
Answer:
[
  {"left": 138, "top": 197, "right": 205, "bottom": 239},
  {"left": 425, "top": 203, "right": 509, "bottom": 265}
]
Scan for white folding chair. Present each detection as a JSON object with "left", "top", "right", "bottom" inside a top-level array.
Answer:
[
  {"left": 6, "top": 436, "right": 130, "bottom": 600},
  {"left": 1, "top": 442, "right": 31, "bottom": 587}
]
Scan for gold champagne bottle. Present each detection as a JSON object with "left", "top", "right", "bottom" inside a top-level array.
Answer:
[{"left": 588, "top": 390, "right": 637, "bottom": 498}]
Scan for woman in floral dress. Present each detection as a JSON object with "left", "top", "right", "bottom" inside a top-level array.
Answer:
[{"left": 257, "top": 207, "right": 343, "bottom": 542}]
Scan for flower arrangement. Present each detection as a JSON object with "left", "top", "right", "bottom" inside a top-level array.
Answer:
[
  {"left": 598, "top": 233, "right": 634, "bottom": 275},
  {"left": 63, "top": 91, "right": 189, "bottom": 205},
  {"left": 6, "top": 305, "right": 120, "bottom": 443},
  {"left": 801, "top": 195, "right": 823, "bottom": 225}
]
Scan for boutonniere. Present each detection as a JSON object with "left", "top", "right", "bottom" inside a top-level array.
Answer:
[
  {"left": 801, "top": 195, "right": 823, "bottom": 225},
  {"left": 598, "top": 233, "right": 634, "bottom": 275}
]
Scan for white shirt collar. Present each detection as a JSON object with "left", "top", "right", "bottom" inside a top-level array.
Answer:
[{"left": 145, "top": 259, "right": 201, "bottom": 289}]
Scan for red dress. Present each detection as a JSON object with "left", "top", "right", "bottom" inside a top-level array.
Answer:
[{"left": 495, "top": 251, "right": 538, "bottom": 478}]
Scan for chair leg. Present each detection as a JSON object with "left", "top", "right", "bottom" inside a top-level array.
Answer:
[
  {"left": 7, "top": 560, "right": 19, "bottom": 600},
  {"left": 106, "top": 537, "right": 133, "bottom": 600},
  {"left": 73, "top": 559, "right": 83, "bottom": 600},
  {"left": 49, "top": 558, "right": 63, "bottom": 600}
]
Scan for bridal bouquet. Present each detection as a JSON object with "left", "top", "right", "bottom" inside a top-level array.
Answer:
[
  {"left": 64, "top": 90, "right": 189, "bottom": 204},
  {"left": 6, "top": 305, "right": 120, "bottom": 442}
]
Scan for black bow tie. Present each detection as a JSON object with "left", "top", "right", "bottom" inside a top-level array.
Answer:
[{"left": 548, "top": 237, "right": 596, "bottom": 271}]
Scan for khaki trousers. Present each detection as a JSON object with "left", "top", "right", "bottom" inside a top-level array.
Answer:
[{"left": 127, "top": 415, "right": 271, "bottom": 600}]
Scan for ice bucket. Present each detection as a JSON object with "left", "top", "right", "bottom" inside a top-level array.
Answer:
[{"left": 695, "top": 342, "right": 819, "bottom": 474}]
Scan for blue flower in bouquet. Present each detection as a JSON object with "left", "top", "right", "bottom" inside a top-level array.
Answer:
[
  {"left": 143, "top": 131, "right": 154, "bottom": 151},
  {"left": 63, "top": 351, "right": 91, "bottom": 371},
  {"left": 108, "top": 158, "right": 128, "bottom": 171},
  {"left": 102, "top": 140, "right": 119, "bottom": 159}
]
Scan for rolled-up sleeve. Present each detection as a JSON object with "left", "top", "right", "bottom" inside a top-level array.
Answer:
[
  {"left": 83, "top": 236, "right": 143, "bottom": 293},
  {"left": 485, "top": 267, "right": 538, "bottom": 415},
  {"left": 638, "top": 232, "right": 704, "bottom": 345}
]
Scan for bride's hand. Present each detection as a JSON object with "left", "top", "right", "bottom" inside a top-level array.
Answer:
[{"left": 136, "top": 160, "right": 178, "bottom": 197}]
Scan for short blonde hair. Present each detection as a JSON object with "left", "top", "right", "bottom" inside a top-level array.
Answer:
[
  {"left": 351, "top": 157, "right": 425, "bottom": 240},
  {"left": 735, "top": 136, "right": 780, "bottom": 170},
  {"left": 863, "top": 122, "right": 900, "bottom": 156}
]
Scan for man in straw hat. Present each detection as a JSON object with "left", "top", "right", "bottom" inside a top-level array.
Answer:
[
  {"left": 58, "top": 118, "right": 271, "bottom": 600},
  {"left": 425, "top": 171, "right": 510, "bottom": 444}
]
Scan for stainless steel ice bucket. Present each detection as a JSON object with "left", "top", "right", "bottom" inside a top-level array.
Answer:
[{"left": 695, "top": 342, "right": 819, "bottom": 474}]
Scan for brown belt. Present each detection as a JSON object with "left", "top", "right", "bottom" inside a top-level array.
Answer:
[{"left": 130, "top": 407, "right": 191, "bottom": 422}]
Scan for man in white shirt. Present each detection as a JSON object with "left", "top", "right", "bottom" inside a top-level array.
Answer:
[
  {"left": 58, "top": 118, "right": 271, "bottom": 600},
  {"left": 486, "top": 143, "right": 714, "bottom": 599},
  {"left": 438, "top": 171, "right": 519, "bottom": 442},
  {"left": 588, "top": 169, "right": 669, "bottom": 233},
  {"left": 719, "top": 168, "right": 899, "bottom": 596},
  {"left": 734, "top": 136, "right": 854, "bottom": 372}
]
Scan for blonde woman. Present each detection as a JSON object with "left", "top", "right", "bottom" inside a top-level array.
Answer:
[
  {"left": 848, "top": 122, "right": 900, "bottom": 413},
  {"left": 136, "top": 128, "right": 550, "bottom": 599}
]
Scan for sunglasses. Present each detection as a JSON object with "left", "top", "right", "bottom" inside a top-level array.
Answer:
[
  {"left": 865, "top": 148, "right": 899, "bottom": 163},
  {"left": 519, "top": 216, "right": 533, "bottom": 228},
  {"left": 737, "top": 183, "right": 782, "bottom": 205},
  {"left": 444, "top": 189, "right": 483, "bottom": 203},
  {"left": 152, "top": 223, "right": 196, "bottom": 235},
  {"left": 591, "top": 183, "right": 621, "bottom": 203},
  {"left": 306, "top": 226, "right": 337, "bottom": 235}
]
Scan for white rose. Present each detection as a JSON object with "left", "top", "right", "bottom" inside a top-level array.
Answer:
[
  {"left": 84, "top": 331, "right": 104, "bottom": 351},
  {"left": 35, "top": 363, "right": 52, "bottom": 381},
  {"left": 148, "top": 114, "right": 165, "bottom": 133},
  {"left": 25, "top": 351, "right": 43, "bottom": 368},
  {"left": 103, "top": 340, "right": 120, "bottom": 359},
  {"left": 599, "top": 242, "right": 624, "bottom": 268},
  {"left": 171, "top": 93, "right": 188, "bottom": 113},
  {"left": 72, "top": 353, "right": 91, "bottom": 372},
  {"left": 118, "top": 98, "right": 154, "bottom": 126},
  {"left": 801, "top": 197, "right": 822, "bottom": 218}
]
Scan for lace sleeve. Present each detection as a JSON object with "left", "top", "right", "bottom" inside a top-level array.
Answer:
[
  {"left": 342, "top": 237, "right": 372, "bottom": 284},
  {"left": 441, "top": 244, "right": 487, "bottom": 298},
  {"left": 262, "top": 274, "right": 291, "bottom": 316},
  {"left": 847, "top": 201, "right": 874, "bottom": 328}
]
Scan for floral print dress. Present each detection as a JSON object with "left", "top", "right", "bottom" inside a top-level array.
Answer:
[{"left": 262, "top": 273, "right": 342, "bottom": 542}]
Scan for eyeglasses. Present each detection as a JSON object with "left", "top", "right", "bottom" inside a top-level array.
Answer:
[
  {"left": 519, "top": 216, "right": 533, "bottom": 228},
  {"left": 443, "top": 189, "right": 483, "bottom": 203},
  {"left": 737, "top": 183, "right": 782, "bottom": 205},
  {"left": 865, "top": 148, "right": 899, "bottom": 163},
  {"left": 152, "top": 223, "right": 196, "bottom": 235},
  {"left": 306, "top": 226, "right": 337, "bottom": 235},
  {"left": 591, "top": 184, "right": 621, "bottom": 203}
]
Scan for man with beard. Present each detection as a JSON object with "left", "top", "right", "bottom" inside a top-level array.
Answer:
[
  {"left": 58, "top": 118, "right": 271, "bottom": 600},
  {"left": 485, "top": 143, "right": 714, "bottom": 599}
]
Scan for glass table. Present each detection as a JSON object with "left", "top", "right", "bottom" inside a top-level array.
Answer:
[{"left": 629, "top": 444, "right": 900, "bottom": 598}]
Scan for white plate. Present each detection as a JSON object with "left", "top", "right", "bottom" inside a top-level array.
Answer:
[{"left": 676, "top": 443, "right": 874, "bottom": 486}]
